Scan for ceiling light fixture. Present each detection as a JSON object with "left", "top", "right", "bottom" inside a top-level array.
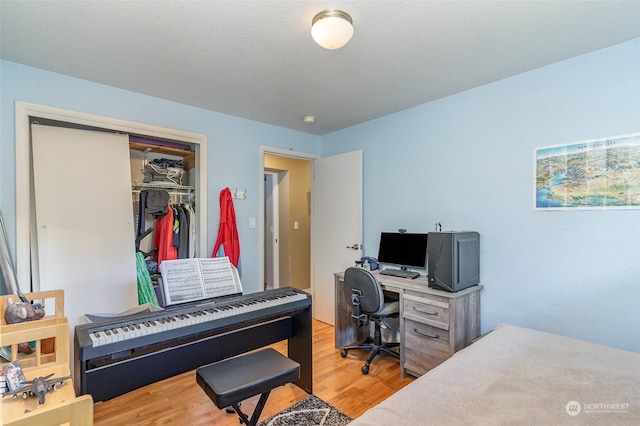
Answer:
[
  {"left": 311, "top": 9, "right": 354, "bottom": 50},
  {"left": 303, "top": 115, "right": 316, "bottom": 124}
]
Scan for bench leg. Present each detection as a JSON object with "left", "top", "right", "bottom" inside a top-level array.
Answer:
[
  {"left": 231, "top": 390, "right": 271, "bottom": 426},
  {"left": 226, "top": 402, "right": 240, "bottom": 413}
]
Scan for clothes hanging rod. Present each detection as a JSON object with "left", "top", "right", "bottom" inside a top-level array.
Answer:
[{"left": 132, "top": 181, "right": 194, "bottom": 191}]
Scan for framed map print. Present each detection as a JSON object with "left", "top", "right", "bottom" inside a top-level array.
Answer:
[{"left": 535, "top": 133, "right": 640, "bottom": 210}]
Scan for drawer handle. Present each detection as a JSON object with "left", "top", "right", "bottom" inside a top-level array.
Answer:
[
  {"left": 414, "top": 328, "right": 439, "bottom": 339},
  {"left": 413, "top": 306, "right": 438, "bottom": 316}
]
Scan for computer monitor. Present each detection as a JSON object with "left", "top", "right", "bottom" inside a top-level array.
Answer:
[{"left": 377, "top": 232, "right": 428, "bottom": 269}]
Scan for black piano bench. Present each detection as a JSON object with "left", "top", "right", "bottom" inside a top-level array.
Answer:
[{"left": 196, "top": 348, "right": 300, "bottom": 426}]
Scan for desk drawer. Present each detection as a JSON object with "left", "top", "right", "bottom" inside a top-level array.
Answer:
[
  {"left": 403, "top": 293, "right": 449, "bottom": 329},
  {"left": 404, "top": 319, "right": 450, "bottom": 375}
]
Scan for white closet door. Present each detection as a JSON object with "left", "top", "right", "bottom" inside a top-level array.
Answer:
[{"left": 31, "top": 124, "right": 138, "bottom": 328}]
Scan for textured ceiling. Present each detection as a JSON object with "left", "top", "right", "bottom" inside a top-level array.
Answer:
[{"left": 2, "top": 1, "right": 640, "bottom": 135}]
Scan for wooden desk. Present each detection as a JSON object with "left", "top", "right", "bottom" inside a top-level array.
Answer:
[{"left": 334, "top": 271, "right": 482, "bottom": 377}]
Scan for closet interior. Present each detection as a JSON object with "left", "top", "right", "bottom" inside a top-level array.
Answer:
[{"left": 129, "top": 135, "right": 198, "bottom": 306}]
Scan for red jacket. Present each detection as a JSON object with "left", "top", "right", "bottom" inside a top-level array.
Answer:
[
  {"left": 152, "top": 204, "right": 177, "bottom": 266},
  {"left": 212, "top": 188, "right": 240, "bottom": 267}
]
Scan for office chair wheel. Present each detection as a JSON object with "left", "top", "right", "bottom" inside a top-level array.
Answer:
[
  {"left": 340, "top": 349, "right": 348, "bottom": 358},
  {"left": 361, "top": 365, "right": 369, "bottom": 374}
]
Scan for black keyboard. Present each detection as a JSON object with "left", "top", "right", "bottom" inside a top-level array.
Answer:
[
  {"left": 379, "top": 268, "right": 420, "bottom": 279},
  {"left": 76, "top": 288, "right": 309, "bottom": 358}
]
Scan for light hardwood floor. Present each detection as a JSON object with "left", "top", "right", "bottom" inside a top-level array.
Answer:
[{"left": 93, "top": 319, "right": 414, "bottom": 425}]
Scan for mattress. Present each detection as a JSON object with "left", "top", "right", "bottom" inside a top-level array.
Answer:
[{"left": 348, "top": 324, "right": 640, "bottom": 425}]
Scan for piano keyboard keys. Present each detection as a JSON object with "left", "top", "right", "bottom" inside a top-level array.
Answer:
[{"left": 87, "top": 291, "right": 308, "bottom": 347}]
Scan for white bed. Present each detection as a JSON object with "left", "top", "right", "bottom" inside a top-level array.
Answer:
[{"left": 349, "top": 324, "right": 640, "bottom": 425}]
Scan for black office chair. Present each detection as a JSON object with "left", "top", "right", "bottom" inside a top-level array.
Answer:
[{"left": 340, "top": 267, "right": 400, "bottom": 374}]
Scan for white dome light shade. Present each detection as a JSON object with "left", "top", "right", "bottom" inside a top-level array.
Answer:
[{"left": 311, "top": 10, "right": 354, "bottom": 50}]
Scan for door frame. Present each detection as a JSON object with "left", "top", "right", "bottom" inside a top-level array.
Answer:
[
  {"left": 259, "top": 146, "right": 318, "bottom": 295},
  {"left": 15, "top": 101, "right": 208, "bottom": 292}
]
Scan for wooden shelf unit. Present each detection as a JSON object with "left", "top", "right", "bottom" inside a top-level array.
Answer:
[{"left": 1, "top": 290, "right": 93, "bottom": 426}]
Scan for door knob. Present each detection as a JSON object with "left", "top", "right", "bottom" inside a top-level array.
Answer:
[{"left": 346, "top": 244, "right": 361, "bottom": 250}]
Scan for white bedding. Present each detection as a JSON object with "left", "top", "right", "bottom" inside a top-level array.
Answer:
[{"left": 348, "top": 324, "right": 640, "bottom": 425}]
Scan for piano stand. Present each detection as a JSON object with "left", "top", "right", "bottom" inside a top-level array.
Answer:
[{"left": 196, "top": 348, "right": 300, "bottom": 426}]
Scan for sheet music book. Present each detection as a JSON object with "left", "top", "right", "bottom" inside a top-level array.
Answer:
[{"left": 159, "top": 257, "right": 242, "bottom": 306}]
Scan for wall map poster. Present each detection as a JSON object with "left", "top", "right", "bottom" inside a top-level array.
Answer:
[{"left": 535, "top": 133, "right": 640, "bottom": 210}]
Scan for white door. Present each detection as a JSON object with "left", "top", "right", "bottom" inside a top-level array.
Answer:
[
  {"left": 31, "top": 125, "right": 138, "bottom": 329},
  {"left": 264, "top": 172, "right": 279, "bottom": 289},
  {"left": 312, "top": 150, "right": 363, "bottom": 325}
]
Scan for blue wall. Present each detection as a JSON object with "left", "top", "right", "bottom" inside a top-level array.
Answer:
[
  {"left": 1, "top": 38, "right": 638, "bottom": 353},
  {"left": 322, "top": 38, "right": 640, "bottom": 353},
  {"left": 0, "top": 60, "right": 321, "bottom": 296}
]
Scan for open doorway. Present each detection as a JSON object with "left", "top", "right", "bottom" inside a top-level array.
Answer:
[{"left": 263, "top": 154, "right": 311, "bottom": 292}]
